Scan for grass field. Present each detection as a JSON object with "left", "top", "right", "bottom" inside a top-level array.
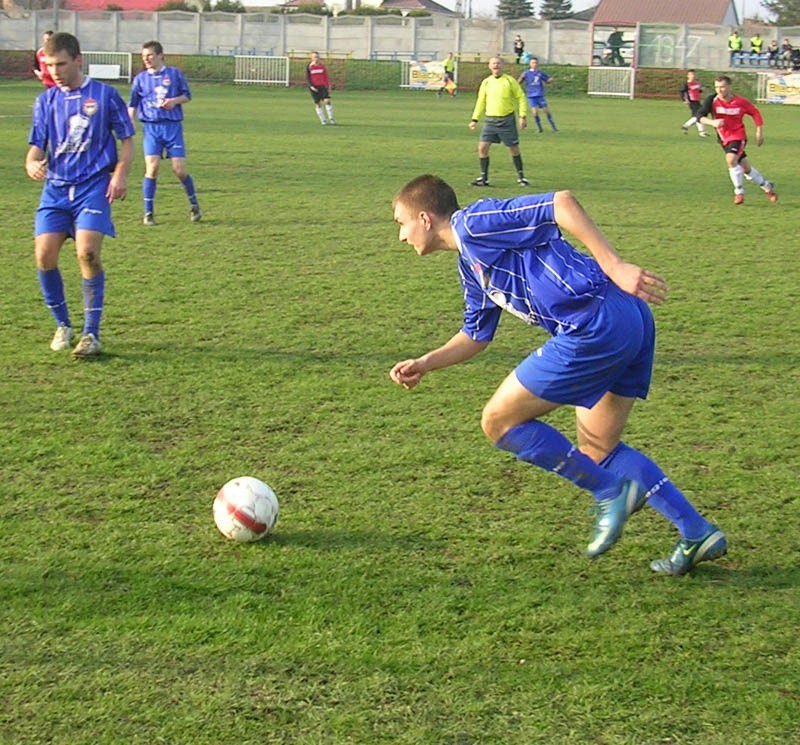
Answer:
[{"left": 1, "top": 80, "right": 799, "bottom": 744}]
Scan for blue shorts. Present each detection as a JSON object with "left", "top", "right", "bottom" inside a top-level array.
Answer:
[
  {"left": 142, "top": 121, "right": 186, "bottom": 159},
  {"left": 527, "top": 95, "right": 548, "bottom": 109},
  {"left": 35, "top": 172, "right": 115, "bottom": 239},
  {"left": 514, "top": 285, "right": 655, "bottom": 408}
]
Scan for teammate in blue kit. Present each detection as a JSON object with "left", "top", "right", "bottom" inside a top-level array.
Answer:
[
  {"left": 128, "top": 40, "right": 201, "bottom": 226},
  {"left": 389, "top": 175, "right": 727, "bottom": 575},
  {"left": 518, "top": 56, "right": 557, "bottom": 133},
  {"left": 25, "top": 32, "right": 134, "bottom": 358}
]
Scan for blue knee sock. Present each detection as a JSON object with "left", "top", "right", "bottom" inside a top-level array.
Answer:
[
  {"left": 143, "top": 177, "right": 156, "bottom": 214},
  {"left": 181, "top": 174, "right": 199, "bottom": 207},
  {"left": 81, "top": 271, "right": 105, "bottom": 338},
  {"left": 38, "top": 268, "right": 71, "bottom": 327},
  {"left": 547, "top": 114, "right": 557, "bottom": 130},
  {"left": 497, "top": 420, "right": 621, "bottom": 500},
  {"left": 599, "top": 442, "right": 711, "bottom": 539},
  {"left": 534, "top": 115, "right": 543, "bottom": 132}
]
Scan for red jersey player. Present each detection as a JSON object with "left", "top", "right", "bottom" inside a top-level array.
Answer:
[
  {"left": 679, "top": 70, "right": 708, "bottom": 137},
  {"left": 699, "top": 75, "right": 777, "bottom": 205},
  {"left": 306, "top": 51, "right": 336, "bottom": 125},
  {"left": 32, "top": 30, "right": 56, "bottom": 88}
]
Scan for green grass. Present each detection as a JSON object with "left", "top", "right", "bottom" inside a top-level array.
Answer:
[{"left": 1, "top": 80, "right": 799, "bottom": 744}]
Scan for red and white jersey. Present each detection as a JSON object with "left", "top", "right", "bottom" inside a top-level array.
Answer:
[
  {"left": 306, "top": 62, "right": 330, "bottom": 88},
  {"left": 710, "top": 94, "right": 763, "bottom": 146},
  {"left": 686, "top": 79, "right": 703, "bottom": 102},
  {"left": 34, "top": 47, "right": 56, "bottom": 88}
]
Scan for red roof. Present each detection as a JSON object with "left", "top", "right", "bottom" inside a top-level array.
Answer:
[
  {"left": 593, "top": 0, "right": 736, "bottom": 26},
  {"left": 66, "top": 0, "right": 165, "bottom": 10}
]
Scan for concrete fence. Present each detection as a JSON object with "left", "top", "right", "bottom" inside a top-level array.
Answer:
[{"left": 2, "top": 9, "right": 799, "bottom": 71}]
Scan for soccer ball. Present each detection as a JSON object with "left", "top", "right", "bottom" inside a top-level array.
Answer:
[{"left": 213, "top": 476, "right": 279, "bottom": 542}]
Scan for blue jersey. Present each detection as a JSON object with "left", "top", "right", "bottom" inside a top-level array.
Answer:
[
  {"left": 29, "top": 78, "right": 134, "bottom": 187},
  {"left": 520, "top": 69, "right": 551, "bottom": 98},
  {"left": 452, "top": 194, "right": 610, "bottom": 341},
  {"left": 129, "top": 66, "right": 191, "bottom": 123}
]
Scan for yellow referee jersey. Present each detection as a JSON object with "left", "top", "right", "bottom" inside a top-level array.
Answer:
[{"left": 471, "top": 73, "right": 527, "bottom": 120}]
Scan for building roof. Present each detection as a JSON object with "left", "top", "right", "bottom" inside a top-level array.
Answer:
[
  {"left": 66, "top": 0, "right": 165, "bottom": 9},
  {"left": 380, "top": 0, "right": 459, "bottom": 14},
  {"left": 592, "top": 0, "right": 737, "bottom": 26}
]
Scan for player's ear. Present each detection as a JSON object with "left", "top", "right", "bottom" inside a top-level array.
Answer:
[{"left": 418, "top": 210, "right": 433, "bottom": 229}]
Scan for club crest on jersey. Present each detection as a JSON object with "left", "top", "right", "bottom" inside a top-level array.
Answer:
[{"left": 83, "top": 98, "right": 98, "bottom": 116}]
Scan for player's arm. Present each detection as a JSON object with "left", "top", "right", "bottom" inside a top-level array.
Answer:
[
  {"left": 25, "top": 144, "right": 47, "bottom": 181},
  {"left": 106, "top": 136, "right": 133, "bottom": 203},
  {"left": 306, "top": 64, "right": 315, "bottom": 90},
  {"left": 697, "top": 94, "right": 718, "bottom": 126},
  {"left": 161, "top": 94, "right": 189, "bottom": 110},
  {"left": 513, "top": 79, "right": 527, "bottom": 126},
  {"left": 469, "top": 81, "right": 487, "bottom": 128},
  {"left": 390, "top": 332, "right": 489, "bottom": 390},
  {"left": 552, "top": 190, "right": 668, "bottom": 305}
]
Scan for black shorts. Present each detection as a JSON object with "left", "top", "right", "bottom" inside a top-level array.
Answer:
[
  {"left": 480, "top": 114, "right": 520, "bottom": 147},
  {"left": 722, "top": 139, "right": 746, "bottom": 159},
  {"left": 310, "top": 85, "right": 330, "bottom": 103}
]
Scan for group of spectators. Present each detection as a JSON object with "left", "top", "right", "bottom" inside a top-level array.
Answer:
[{"left": 728, "top": 30, "right": 800, "bottom": 69}]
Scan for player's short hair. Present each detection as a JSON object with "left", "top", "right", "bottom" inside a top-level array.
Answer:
[
  {"left": 687, "top": 68, "right": 695, "bottom": 73},
  {"left": 45, "top": 32, "right": 80, "bottom": 59},
  {"left": 393, "top": 175, "right": 460, "bottom": 218},
  {"left": 715, "top": 75, "right": 732, "bottom": 84},
  {"left": 142, "top": 40, "right": 164, "bottom": 55}
]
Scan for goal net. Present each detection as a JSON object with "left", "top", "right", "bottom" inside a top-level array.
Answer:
[
  {"left": 588, "top": 67, "right": 635, "bottom": 99},
  {"left": 234, "top": 56, "right": 290, "bottom": 86}
]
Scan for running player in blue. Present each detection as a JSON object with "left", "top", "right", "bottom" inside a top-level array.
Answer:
[
  {"left": 25, "top": 32, "right": 134, "bottom": 359},
  {"left": 390, "top": 175, "right": 727, "bottom": 575},
  {"left": 128, "top": 40, "right": 201, "bottom": 226},
  {"left": 518, "top": 56, "right": 557, "bottom": 133}
]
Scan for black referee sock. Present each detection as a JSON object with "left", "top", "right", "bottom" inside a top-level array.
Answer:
[
  {"left": 479, "top": 157, "right": 489, "bottom": 181},
  {"left": 512, "top": 154, "right": 525, "bottom": 178}
]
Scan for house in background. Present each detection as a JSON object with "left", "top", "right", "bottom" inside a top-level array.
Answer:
[{"left": 592, "top": 0, "right": 739, "bottom": 26}]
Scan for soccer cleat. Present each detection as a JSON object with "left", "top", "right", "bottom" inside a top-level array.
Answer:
[
  {"left": 699, "top": 131, "right": 709, "bottom": 137},
  {"left": 71, "top": 333, "right": 102, "bottom": 359},
  {"left": 518, "top": 177, "right": 530, "bottom": 186},
  {"left": 328, "top": 119, "right": 336, "bottom": 125},
  {"left": 191, "top": 205, "right": 203, "bottom": 222},
  {"left": 50, "top": 324, "right": 74, "bottom": 351},
  {"left": 734, "top": 194, "right": 744, "bottom": 205},
  {"left": 650, "top": 527, "right": 727, "bottom": 576},
  {"left": 585, "top": 479, "right": 647, "bottom": 558},
  {"left": 143, "top": 212, "right": 156, "bottom": 226},
  {"left": 681, "top": 125, "right": 689, "bottom": 134},
  {"left": 470, "top": 177, "right": 490, "bottom": 187},
  {"left": 763, "top": 182, "right": 778, "bottom": 203}
]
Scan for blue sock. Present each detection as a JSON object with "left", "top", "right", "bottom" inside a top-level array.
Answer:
[
  {"left": 497, "top": 420, "right": 621, "bottom": 500},
  {"left": 143, "top": 177, "right": 156, "bottom": 214},
  {"left": 548, "top": 114, "right": 557, "bottom": 130},
  {"left": 38, "top": 268, "right": 71, "bottom": 327},
  {"left": 81, "top": 272, "right": 105, "bottom": 338},
  {"left": 181, "top": 174, "right": 199, "bottom": 207},
  {"left": 599, "top": 442, "right": 712, "bottom": 539},
  {"left": 534, "top": 115, "right": 543, "bottom": 132}
]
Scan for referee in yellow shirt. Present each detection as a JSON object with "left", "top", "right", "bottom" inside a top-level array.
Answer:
[{"left": 469, "top": 57, "right": 529, "bottom": 187}]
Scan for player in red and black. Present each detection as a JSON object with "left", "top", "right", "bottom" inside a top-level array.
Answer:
[
  {"left": 679, "top": 70, "right": 707, "bottom": 137},
  {"left": 698, "top": 75, "right": 778, "bottom": 205},
  {"left": 306, "top": 51, "right": 335, "bottom": 125},
  {"left": 32, "top": 30, "right": 56, "bottom": 88}
]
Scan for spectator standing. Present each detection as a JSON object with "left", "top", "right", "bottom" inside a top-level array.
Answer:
[
  {"left": 728, "top": 30, "right": 743, "bottom": 65},
  {"left": 468, "top": 57, "right": 529, "bottom": 187},
  {"left": 25, "top": 32, "right": 134, "bottom": 358},
  {"left": 607, "top": 28, "right": 625, "bottom": 66},
  {"left": 128, "top": 40, "right": 202, "bottom": 226},
  {"left": 513, "top": 34, "right": 525, "bottom": 64},
  {"left": 306, "top": 51, "right": 336, "bottom": 125},
  {"left": 698, "top": 75, "right": 778, "bottom": 206},
  {"left": 518, "top": 57, "right": 558, "bottom": 133},
  {"left": 679, "top": 69, "right": 708, "bottom": 137},
  {"left": 32, "top": 30, "right": 56, "bottom": 87}
]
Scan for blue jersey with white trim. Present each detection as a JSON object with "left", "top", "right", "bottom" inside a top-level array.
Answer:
[
  {"left": 520, "top": 69, "right": 550, "bottom": 98},
  {"left": 129, "top": 66, "right": 191, "bottom": 123},
  {"left": 452, "top": 193, "right": 609, "bottom": 342},
  {"left": 29, "top": 78, "right": 134, "bottom": 187}
]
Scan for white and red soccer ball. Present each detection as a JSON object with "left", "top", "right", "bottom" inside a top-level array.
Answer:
[{"left": 213, "top": 476, "right": 279, "bottom": 542}]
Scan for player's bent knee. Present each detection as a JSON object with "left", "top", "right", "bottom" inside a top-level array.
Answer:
[{"left": 480, "top": 406, "right": 512, "bottom": 444}]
